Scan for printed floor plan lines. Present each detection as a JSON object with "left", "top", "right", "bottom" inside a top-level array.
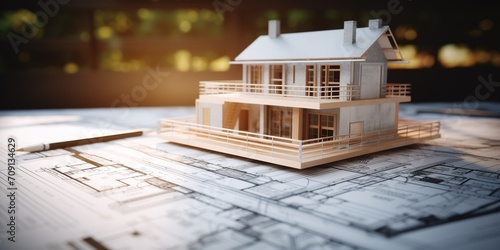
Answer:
[{"left": 1, "top": 108, "right": 499, "bottom": 249}]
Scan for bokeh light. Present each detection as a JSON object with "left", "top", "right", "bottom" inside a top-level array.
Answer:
[
  {"left": 438, "top": 44, "right": 475, "bottom": 68},
  {"left": 388, "top": 45, "right": 434, "bottom": 69},
  {"left": 64, "top": 62, "right": 79, "bottom": 74}
]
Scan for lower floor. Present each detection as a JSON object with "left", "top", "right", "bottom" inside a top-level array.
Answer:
[
  {"left": 158, "top": 118, "right": 440, "bottom": 169},
  {"left": 196, "top": 100, "right": 398, "bottom": 142}
]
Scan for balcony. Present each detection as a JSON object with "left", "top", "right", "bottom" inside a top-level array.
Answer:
[
  {"left": 199, "top": 81, "right": 412, "bottom": 108},
  {"left": 158, "top": 118, "right": 440, "bottom": 169},
  {"left": 200, "top": 80, "right": 361, "bottom": 101}
]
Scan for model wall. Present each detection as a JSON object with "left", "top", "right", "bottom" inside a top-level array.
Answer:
[
  {"left": 242, "top": 62, "right": 353, "bottom": 97},
  {"left": 241, "top": 62, "right": 387, "bottom": 100},
  {"left": 338, "top": 103, "right": 396, "bottom": 135},
  {"left": 196, "top": 99, "right": 223, "bottom": 128},
  {"left": 353, "top": 41, "right": 388, "bottom": 98}
]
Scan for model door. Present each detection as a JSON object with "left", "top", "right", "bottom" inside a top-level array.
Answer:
[
  {"left": 203, "top": 108, "right": 210, "bottom": 126},
  {"left": 349, "top": 121, "right": 363, "bottom": 138},
  {"left": 239, "top": 109, "right": 249, "bottom": 132}
]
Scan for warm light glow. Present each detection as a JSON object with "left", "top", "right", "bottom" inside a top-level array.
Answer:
[
  {"left": 11, "top": 9, "right": 44, "bottom": 39},
  {"left": 192, "top": 56, "right": 208, "bottom": 72},
  {"left": 179, "top": 20, "right": 192, "bottom": 33},
  {"left": 110, "top": 61, "right": 121, "bottom": 71},
  {"left": 209, "top": 56, "right": 230, "bottom": 72},
  {"left": 187, "top": 10, "right": 199, "bottom": 22},
  {"left": 130, "top": 60, "right": 143, "bottom": 71},
  {"left": 115, "top": 12, "right": 130, "bottom": 32},
  {"left": 79, "top": 32, "right": 89, "bottom": 42},
  {"left": 137, "top": 8, "right": 152, "bottom": 20},
  {"left": 110, "top": 50, "right": 123, "bottom": 61},
  {"left": 11, "top": 9, "right": 35, "bottom": 31},
  {"left": 395, "top": 26, "right": 417, "bottom": 41},
  {"left": 388, "top": 45, "right": 434, "bottom": 69},
  {"left": 200, "top": 9, "right": 216, "bottom": 21},
  {"left": 401, "top": 45, "right": 417, "bottom": 58},
  {"left": 474, "top": 49, "right": 490, "bottom": 64},
  {"left": 404, "top": 29, "right": 417, "bottom": 41},
  {"left": 172, "top": 9, "right": 218, "bottom": 33},
  {"left": 64, "top": 62, "right": 79, "bottom": 74},
  {"left": 100, "top": 49, "right": 147, "bottom": 72},
  {"left": 491, "top": 52, "right": 500, "bottom": 66},
  {"left": 438, "top": 44, "right": 475, "bottom": 68},
  {"left": 97, "top": 26, "right": 114, "bottom": 39},
  {"left": 174, "top": 50, "right": 191, "bottom": 72},
  {"left": 119, "top": 63, "right": 132, "bottom": 72}
]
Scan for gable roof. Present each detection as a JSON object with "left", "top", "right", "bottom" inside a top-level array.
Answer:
[{"left": 233, "top": 25, "right": 402, "bottom": 63}]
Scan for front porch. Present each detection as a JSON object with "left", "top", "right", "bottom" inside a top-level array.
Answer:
[{"left": 158, "top": 118, "right": 440, "bottom": 169}]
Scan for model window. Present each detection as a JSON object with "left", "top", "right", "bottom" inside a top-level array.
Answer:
[
  {"left": 307, "top": 112, "right": 336, "bottom": 140},
  {"left": 306, "top": 65, "right": 316, "bottom": 96},
  {"left": 321, "top": 65, "right": 340, "bottom": 98},
  {"left": 269, "top": 64, "right": 285, "bottom": 95},
  {"left": 268, "top": 106, "right": 292, "bottom": 138},
  {"left": 248, "top": 65, "right": 263, "bottom": 93}
]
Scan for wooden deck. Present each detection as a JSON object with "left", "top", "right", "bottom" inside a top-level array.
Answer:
[{"left": 158, "top": 118, "right": 440, "bottom": 169}]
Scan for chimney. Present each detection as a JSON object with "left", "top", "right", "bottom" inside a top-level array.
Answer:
[
  {"left": 268, "top": 20, "right": 280, "bottom": 39},
  {"left": 343, "top": 20, "right": 357, "bottom": 44},
  {"left": 369, "top": 19, "right": 382, "bottom": 29}
]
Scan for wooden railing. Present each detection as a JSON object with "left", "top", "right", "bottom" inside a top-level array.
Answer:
[
  {"left": 159, "top": 118, "right": 440, "bottom": 164},
  {"left": 199, "top": 81, "right": 361, "bottom": 101},
  {"left": 386, "top": 83, "right": 411, "bottom": 97},
  {"left": 200, "top": 81, "right": 412, "bottom": 101}
]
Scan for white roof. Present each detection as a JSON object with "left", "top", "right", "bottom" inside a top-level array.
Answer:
[{"left": 234, "top": 26, "right": 395, "bottom": 62}]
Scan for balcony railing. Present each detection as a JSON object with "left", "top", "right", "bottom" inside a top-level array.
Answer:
[
  {"left": 200, "top": 81, "right": 412, "bottom": 101},
  {"left": 200, "top": 81, "right": 361, "bottom": 101},
  {"left": 158, "top": 118, "right": 440, "bottom": 167},
  {"left": 386, "top": 83, "right": 411, "bottom": 97}
]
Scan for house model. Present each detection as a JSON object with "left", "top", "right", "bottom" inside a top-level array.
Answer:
[{"left": 159, "top": 19, "right": 440, "bottom": 169}]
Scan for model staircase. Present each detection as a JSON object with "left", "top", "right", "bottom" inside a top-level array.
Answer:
[{"left": 223, "top": 102, "right": 242, "bottom": 129}]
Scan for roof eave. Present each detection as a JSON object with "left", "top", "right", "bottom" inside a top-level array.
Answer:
[{"left": 230, "top": 58, "right": 366, "bottom": 64}]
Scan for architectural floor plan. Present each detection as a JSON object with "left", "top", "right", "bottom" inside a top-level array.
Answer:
[{"left": 0, "top": 107, "right": 499, "bottom": 249}]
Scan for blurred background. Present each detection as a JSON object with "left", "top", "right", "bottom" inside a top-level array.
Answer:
[{"left": 1, "top": 0, "right": 499, "bottom": 109}]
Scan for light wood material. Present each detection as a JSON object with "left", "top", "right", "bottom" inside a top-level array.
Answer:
[
  {"left": 160, "top": 20, "right": 440, "bottom": 169},
  {"left": 223, "top": 102, "right": 242, "bottom": 129},
  {"left": 292, "top": 108, "right": 303, "bottom": 140},
  {"left": 159, "top": 118, "right": 440, "bottom": 169}
]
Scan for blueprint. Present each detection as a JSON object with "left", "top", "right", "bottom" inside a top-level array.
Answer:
[{"left": 1, "top": 107, "right": 500, "bottom": 250}]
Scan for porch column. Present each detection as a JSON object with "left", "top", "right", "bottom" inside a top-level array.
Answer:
[
  {"left": 292, "top": 108, "right": 303, "bottom": 140},
  {"left": 259, "top": 105, "right": 266, "bottom": 137}
]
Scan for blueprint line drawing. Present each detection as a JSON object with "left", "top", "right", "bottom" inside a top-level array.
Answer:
[
  {"left": 0, "top": 133, "right": 498, "bottom": 249},
  {"left": 1, "top": 111, "right": 500, "bottom": 250}
]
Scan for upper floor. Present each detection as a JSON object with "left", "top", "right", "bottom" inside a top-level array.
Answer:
[{"left": 198, "top": 19, "right": 408, "bottom": 107}]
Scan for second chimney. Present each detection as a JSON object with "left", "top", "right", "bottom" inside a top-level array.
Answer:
[
  {"left": 369, "top": 19, "right": 382, "bottom": 29},
  {"left": 343, "top": 20, "right": 357, "bottom": 44},
  {"left": 268, "top": 20, "right": 280, "bottom": 39}
]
